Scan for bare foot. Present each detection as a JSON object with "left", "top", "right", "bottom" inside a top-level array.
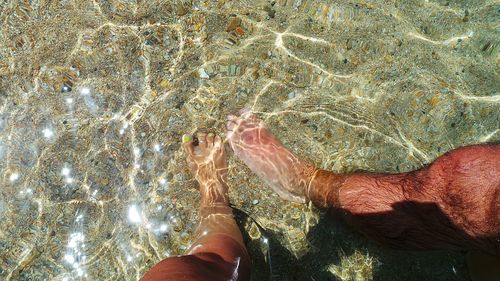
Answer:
[
  {"left": 226, "top": 109, "right": 317, "bottom": 203},
  {"left": 182, "top": 132, "right": 229, "bottom": 207}
]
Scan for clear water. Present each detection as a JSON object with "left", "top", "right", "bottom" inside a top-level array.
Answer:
[{"left": 0, "top": 0, "right": 498, "bottom": 280}]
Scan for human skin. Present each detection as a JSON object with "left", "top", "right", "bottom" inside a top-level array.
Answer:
[
  {"left": 141, "top": 133, "right": 250, "bottom": 281},
  {"left": 227, "top": 109, "right": 500, "bottom": 256}
]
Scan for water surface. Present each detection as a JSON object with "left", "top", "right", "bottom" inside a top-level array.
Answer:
[{"left": 0, "top": 0, "right": 498, "bottom": 280}]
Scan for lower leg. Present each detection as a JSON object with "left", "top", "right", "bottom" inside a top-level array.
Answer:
[
  {"left": 183, "top": 132, "right": 249, "bottom": 275},
  {"left": 141, "top": 133, "right": 250, "bottom": 281},
  {"left": 182, "top": 132, "right": 246, "bottom": 253},
  {"left": 226, "top": 109, "right": 500, "bottom": 253},
  {"left": 188, "top": 199, "right": 246, "bottom": 260}
]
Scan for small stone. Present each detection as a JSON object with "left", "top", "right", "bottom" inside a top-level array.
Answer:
[
  {"left": 198, "top": 68, "right": 210, "bottom": 79},
  {"left": 251, "top": 68, "right": 259, "bottom": 80},
  {"left": 205, "top": 65, "right": 215, "bottom": 75},
  {"left": 99, "top": 178, "right": 109, "bottom": 186},
  {"left": 234, "top": 27, "right": 245, "bottom": 36},
  {"left": 175, "top": 4, "right": 188, "bottom": 16},
  {"left": 252, "top": 199, "right": 259, "bottom": 205},
  {"left": 141, "top": 132, "right": 146, "bottom": 137},
  {"left": 248, "top": 223, "right": 261, "bottom": 239},
  {"left": 61, "top": 85, "right": 72, "bottom": 93},
  {"left": 159, "top": 79, "right": 170, "bottom": 89},
  {"left": 228, "top": 64, "right": 238, "bottom": 76},
  {"left": 226, "top": 17, "right": 241, "bottom": 32},
  {"left": 346, "top": 39, "right": 352, "bottom": 50},
  {"left": 264, "top": 6, "right": 276, "bottom": 18},
  {"left": 225, "top": 38, "right": 236, "bottom": 46},
  {"left": 288, "top": 92, "right": 296, "bottom": 99}
]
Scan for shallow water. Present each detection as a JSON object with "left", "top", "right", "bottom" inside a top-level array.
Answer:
[{"left": 0, "top": 0, "right": 498, "bottom": 280}]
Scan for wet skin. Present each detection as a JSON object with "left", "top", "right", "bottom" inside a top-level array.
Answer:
[
  {"left": 142, "top": 110, "right": 498, "bottom": 280},
  {"left": 141, "top": 133, "right": 250, "bottom": 281},
  {"left": 227, "top": 109, "right": 500, "bottom": 256}
]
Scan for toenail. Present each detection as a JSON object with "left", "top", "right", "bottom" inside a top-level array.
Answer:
[
  {"left": 182, "top": 134, "right": 192, "bottom": 143},
  {"left": 208, "top": 133, "right": 214, "bottom": 138}
]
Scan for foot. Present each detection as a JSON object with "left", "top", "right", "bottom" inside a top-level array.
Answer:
[
  {"left": 226, "top": 109, "right": 317, "bottom": 203},
  {"left": 182, "top": 132, "right": 229, "bottom": 207}
]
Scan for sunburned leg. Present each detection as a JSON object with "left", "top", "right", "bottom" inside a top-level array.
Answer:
[
  {"left": 227, "top": 109, "right": 500, "bottom": 255},
  {"left": 141, "top": 133, "right": 250, "bottom": 281},
  {"left": 309, "top": 144, "right": 500, "bottom": 254}
]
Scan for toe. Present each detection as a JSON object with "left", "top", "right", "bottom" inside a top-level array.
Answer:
[
  {"left": 182, "top": 134, "right": 195, "bottom": 156},
  {"left": 197, "top": 132, "right": 207, "bottom": 149},
  {"left": 207, "top": 133, "right": 215, "bottom": 147},
  {"left": 214, "top": 135, "right": 222, "bottom": 148},
  {"left": 238, "top": 108, "right": 251, "bottom": 116},
  {"left": 239, "top": 108, "right": 257, "bottom": 120},
  {"left": 214, "top": 135, "right": 226, "bottom": 159},
  {"left": 227, "top": 115, "right": 240, "bottom": 132},
  {"left": 226, "top": 120, "right": 237, "bottom": 132}
]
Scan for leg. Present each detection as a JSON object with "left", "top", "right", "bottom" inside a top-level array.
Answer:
[
  {"left": 324, "top": 144, "right": 500, "bottom": 253},
  {"left": 226, "top": 109, "right": 317, "bottom": 203},
  {"left": 141, "top": 133, "right": 250, "bottom": 281},
  {"left": 226, "top": 109, "right": 500, "bottom": 254}
]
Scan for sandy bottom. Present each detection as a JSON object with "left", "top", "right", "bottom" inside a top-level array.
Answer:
[{"left": 0, "top": 0, "right": 498, "bottom": 280}]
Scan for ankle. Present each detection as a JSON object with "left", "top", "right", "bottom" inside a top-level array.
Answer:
[
  {"left": 198, "top": 204, "right": 233, "bottom": 217},
  {"left": 295, "top": 160, "right": 320, "bottom": 200},
  {"left": 306, "top": 169, "right": 346, "bottom": 208},
  {"left": 199, "top": 182, "right": 230, "bottom": 207},
  {"left": 305, "top": 168, "right": 320, "bottom": 202}
]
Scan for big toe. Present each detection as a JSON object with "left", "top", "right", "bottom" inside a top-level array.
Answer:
[
  {"left": 226, "top": 114, "right": 239, "bottom": 132},
  {"left": 182, "top": 134, "right": 195, "bottom": 163},
  {"left": 239, "top": 108, "right": 257, "bottom": 120},
  {"left": 206, "top": 133, "right": 215, "bottom": 147},
  {"left": 214, "top": 135, "right": 223, "bottom": 149},
  {"left": 182, "top": 134, "right": 195, "bottom": 155},
  {"left": 197, "top": 132, "right": 208, "bottom": 149}
]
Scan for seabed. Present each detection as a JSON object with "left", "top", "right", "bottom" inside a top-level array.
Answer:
[{"left": 0, "top": 0, "right": 498, "bottom": 280}]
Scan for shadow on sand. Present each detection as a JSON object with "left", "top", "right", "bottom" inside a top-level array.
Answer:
[{"left": 234, "top": 203, "right": 473, "bottom": 281}]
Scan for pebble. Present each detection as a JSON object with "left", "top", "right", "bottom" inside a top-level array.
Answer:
[
  {"left": 219, "top": 65, "right": 228, "bottom": 73},
  {"left": 251, "top": 66, "right": 260, "bottom": 80},
  {"left": 198, "top": 68, "right": 210, "bottom": 79},
  {"left": 252, "top": 199, "right": 259, "bottom": 205},
  {"left": 61, "top": 85, "right": 72, "bottom": 93},
  {"left": 288, "top": 91, "right": 296, "bottom": 99},
  {"left": 205, "top": 65, "right": 215, "bottom": 75},
  {"left": 226, "top": 17, "right": 241, "bottom": 32},
  {"left": 228, "top": 64, "right": 239, "bottom": 76}
]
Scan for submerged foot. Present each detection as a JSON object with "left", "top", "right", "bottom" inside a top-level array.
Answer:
[
  {"left": 182, "top": 132, "right": 229, "bottom": 207},
  {"left": 226, "top": 109, "right": 317, "bottom": 203}
]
